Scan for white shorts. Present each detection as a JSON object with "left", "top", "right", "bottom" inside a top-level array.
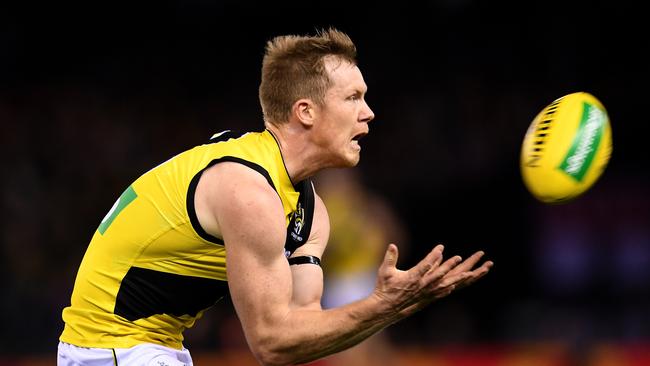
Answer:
[{"left": 57, "top": 341, "right": 194, "bottom": 366}]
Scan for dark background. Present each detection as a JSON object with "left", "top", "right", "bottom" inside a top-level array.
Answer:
[{"left": 1, "top": 0, "right": 649, "bottom": 359}]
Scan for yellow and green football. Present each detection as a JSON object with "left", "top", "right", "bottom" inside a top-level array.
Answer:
[{"left": 520, "top": 92, "right": 613, "bottom": 204}]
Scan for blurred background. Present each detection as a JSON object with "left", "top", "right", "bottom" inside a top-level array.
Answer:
[{"left": 1, "top": 0, "right": 649, "bottom": 365}]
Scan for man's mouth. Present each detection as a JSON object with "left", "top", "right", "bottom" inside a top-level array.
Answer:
[{"left": 352, "top": 131, "right": 368, "bottom": 142}]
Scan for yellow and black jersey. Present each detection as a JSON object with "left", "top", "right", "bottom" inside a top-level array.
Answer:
[{"left": 60, "top": 129, "right": 314, "bottom": 349}]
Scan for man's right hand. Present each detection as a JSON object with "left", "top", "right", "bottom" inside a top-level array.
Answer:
[{"left": 372, "top": 244, "right": 493, "bottom": 319}]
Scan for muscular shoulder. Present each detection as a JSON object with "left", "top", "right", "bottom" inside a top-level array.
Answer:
[{"left": 195, "top": 162, "right": 286, "bottom": 253}]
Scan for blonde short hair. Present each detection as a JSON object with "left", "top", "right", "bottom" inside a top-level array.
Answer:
[{"left": 259, "top": 28, "right": 357, "bottom": 124}]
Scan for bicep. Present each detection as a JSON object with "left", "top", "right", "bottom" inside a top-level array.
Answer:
[
  {"left": 209, "top": 164, "right": 293, "bottom": 342},
  {"left": 288, "top": 192, "right": 330, "bottom": 309}
]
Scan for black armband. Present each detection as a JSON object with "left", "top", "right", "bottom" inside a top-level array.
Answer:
[{"left": 288, "top": 255, "right": 321, "bottom": 266}]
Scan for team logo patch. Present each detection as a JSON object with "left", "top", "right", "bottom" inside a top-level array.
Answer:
[{"left": 291, "top": 203, "right": 305, "bottom": 242}]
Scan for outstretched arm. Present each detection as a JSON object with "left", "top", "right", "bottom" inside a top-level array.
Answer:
[{"left": 202, "top": 163, "right": 492, "bottom": 366}]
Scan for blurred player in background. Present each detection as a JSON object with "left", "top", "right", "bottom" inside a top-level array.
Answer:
[
  {"left": 317, "top": 168, "right": 409, "bottom": 366},
  {"left": 58, "top": 28, "right": 492, "bottom": 366}
]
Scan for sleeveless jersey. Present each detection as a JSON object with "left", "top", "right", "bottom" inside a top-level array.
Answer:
[{"left": 60, "top": 129, "right": 315, "bottom": 349}]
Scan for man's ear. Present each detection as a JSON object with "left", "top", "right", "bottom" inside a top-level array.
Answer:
[{"left": 292, "top": 99, "right": 316, "bottom": 127}]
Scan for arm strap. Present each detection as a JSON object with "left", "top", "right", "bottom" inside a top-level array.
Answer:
[{"left": 288, "top": 255, "right": 321, "bottom": 266}]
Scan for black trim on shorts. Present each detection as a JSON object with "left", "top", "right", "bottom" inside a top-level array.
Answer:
[
  {"left": 186, "top": 156, "right": 277, "bottom": 244},
  {"left": 112, "top": 348, "right": 118, "bottom": 366}
]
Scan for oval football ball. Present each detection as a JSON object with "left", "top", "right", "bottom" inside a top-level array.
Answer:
[{"left": 520, "top": 92, "right": 613, "bottom": 204}]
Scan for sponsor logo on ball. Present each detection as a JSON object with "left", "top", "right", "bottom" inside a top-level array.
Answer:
[{"left": 558, "top": 102, "right": 605, "bottom": 182}]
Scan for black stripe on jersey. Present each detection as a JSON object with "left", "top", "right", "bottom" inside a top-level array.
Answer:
[
  {"left": 284, "top": 179, "right": 315, "bottom": 256},
  {"left": 114, "top": 266, "right": 228, "bottom": 321},
  {"left": 186, "top": 156, "right": 277, "bottom": 244}
]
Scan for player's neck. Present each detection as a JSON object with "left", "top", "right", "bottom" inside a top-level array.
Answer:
[{"left": 266, "top": 122, "right": 325, "bottom": 184}]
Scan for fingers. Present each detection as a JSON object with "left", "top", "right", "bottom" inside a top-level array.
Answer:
[
  {"left": 423, "top": 254, "right": 463, "bottom": 283},
  {"left": 411, "top": 244, "right": 444, "bottom": 277},
  {"left": 464, "top": 260, "right": 494, "bottom": 285},
  {"left": 423, "top": 250, "right": 494, "bottom": 292},
  {"left": 452, "top": 259, "right": 494, "bottom": 290},
  {"left": 382, "top": 242, "right": 492, "bottom": 294},
  {"left": 448, "top": 250, "right": 486, "bottom": 275},
  {"left": 374, "top": 243, "right": 493, "bottom": 312},
  {"left": 380, "top": 243, "right": 399, "bottom": 270},
  {"left": 439, "top": 270, "right": 474, "bottom": 288},
  {"left": 463, "top": 251, "right": 485, "bottom": 269}
]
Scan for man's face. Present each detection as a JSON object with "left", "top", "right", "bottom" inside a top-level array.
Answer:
[{"left": 313, "top": 57, "right": 375, "bottom": 168}]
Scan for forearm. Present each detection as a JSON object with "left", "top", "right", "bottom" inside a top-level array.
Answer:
[
  {"left": 280, "top": 255, "right": 390, "bottom": 363},
  {"left": 304, "top": 301, "right": 394, "bottom": 361},
  {"left": 255, "top": 294, "right": 398, "bottom": 365}
]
